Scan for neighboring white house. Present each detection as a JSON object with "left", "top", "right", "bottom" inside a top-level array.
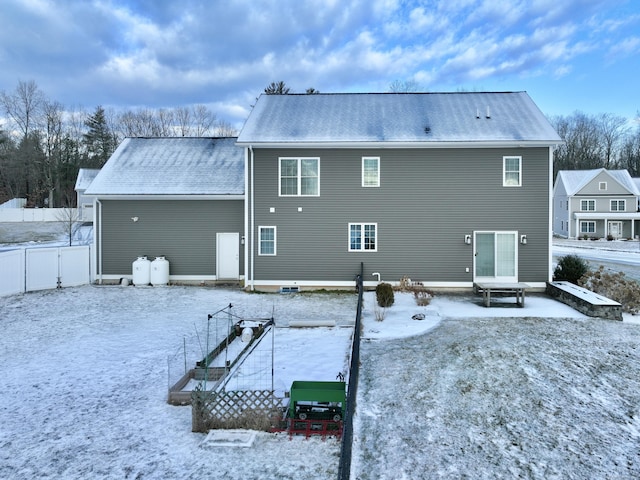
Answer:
[
  {"left": 553, "top": 168, "right": 640, "bottom": 239},
  {"left": 74, "top": 168, "right": 100, "bottom": 222}
]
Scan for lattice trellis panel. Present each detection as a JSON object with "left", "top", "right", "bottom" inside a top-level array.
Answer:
[{"left": 192, "top": 386, "right": 281, "bottom": 432}]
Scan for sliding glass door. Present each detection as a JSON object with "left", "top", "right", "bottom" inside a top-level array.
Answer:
[{"left": 474, "top": 231, "right": 517, "bottom": 282}]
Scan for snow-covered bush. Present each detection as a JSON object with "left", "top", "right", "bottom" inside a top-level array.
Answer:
[
  {"left": 413, "top": 290, "right": 433, "bottom": 306},
  {"left": 553, "top": 254, "right": 589, "bottom": 284},
  {"left": 376, "top": 282, "right": 394, "bottom": 308},
  {"left": 373, "top": 305, "right": 386, "bottom": 321},
  {"left": 579, "top": 266, "right": 640, "bottom": 314}
]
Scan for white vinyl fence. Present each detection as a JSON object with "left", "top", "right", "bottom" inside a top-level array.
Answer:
[{"left": 0, "top": 245, "right": 90, "bottom": 297}]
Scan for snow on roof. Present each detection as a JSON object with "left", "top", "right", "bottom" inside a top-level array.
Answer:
[
  {"left": 556, "top": 168, "right": 640, "bottom": 196},
  {"left": 237, "top": 92, "right": 562, "bottom": 145},
  {"left": 85, "top": 137, "right": 244, "bottom": 196},
  {"left": 74, "top": 168, "right": 101, "bottom": 191}
]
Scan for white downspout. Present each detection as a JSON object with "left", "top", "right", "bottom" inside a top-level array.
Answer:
[
  {"left": 548, "top": 146, "right": 554, "bottom": 283},
  {"left": 96, "top": 199, "right": 103, "bottom": 284},
  {"left": 249, "top": 145, "right": 255, "bottom": 291},
  {"left": 243, "top": 147, "right": 249, "bottom": 289}
]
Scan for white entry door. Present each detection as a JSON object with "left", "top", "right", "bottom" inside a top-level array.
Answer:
[
  {"left": 608, "top": 221, "right": 623, "bottom": 239},
  {"left": 217, "top": 233, "right": 239, "bottom": 279}
]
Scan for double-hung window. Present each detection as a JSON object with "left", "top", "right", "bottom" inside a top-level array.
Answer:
[
  {"left": 503, "top": 156, "right": 521, "bottom": 186},
  {"left": 362, "top": 157, "right": 380, "bottom": 187},
  {"left": 580, "top": 199, "right": 596, "bottom": 211},
  {"left": 349, "top": 223, "right": 377, "bottom": 252},
  {"left": 610, "top": 200, "right": 625, "bottom": 212},
  {"left": 580, "top": 221, "right": 596, "bottom": 234},
  {"left": 258, "top": 226, "right": 276, "bottom": 255},
  {"left": 279, "top": 158, "right": 319, "bottom": 196}
]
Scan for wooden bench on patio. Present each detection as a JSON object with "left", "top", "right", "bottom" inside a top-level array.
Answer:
[{"left": 473, "top": 282, "right": 529, "bottom": 308}]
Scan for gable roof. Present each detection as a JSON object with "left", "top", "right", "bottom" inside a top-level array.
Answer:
[
  {"left": 85, "top": 137, "right": 244, "bottom": 197},
  {"left": 74, "top": 168, "right": 100, "bottom": 191},
  {"left": 237, "top": 92, "right": 561, "bottom": 147},
  {"left": 555, "top": 168, "right": 640, "bottom": 196}
]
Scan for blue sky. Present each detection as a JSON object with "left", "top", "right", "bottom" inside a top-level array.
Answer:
[{"left": 0, "top": 0, "right": 639, "bottom": 130}]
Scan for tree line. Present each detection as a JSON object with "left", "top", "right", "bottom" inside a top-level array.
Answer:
[
  {"left": 1, "top": 79, "right": 639, "bottom": 208},
  {"left": 0, "top": 80, "right": 237, "bottom": 207},
  {"left": 551, "top": 111, "right": 640, "bottom": 179}
]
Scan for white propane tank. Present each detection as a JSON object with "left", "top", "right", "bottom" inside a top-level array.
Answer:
[
  {"left": 241, "top": 327, "right": 253, "bottom": 343},
  {"left": 150, "top": 256, "right": 170, "bottom": 286},
  {"left": 132, "top": 256, "right": 151, "bottom": 286}
]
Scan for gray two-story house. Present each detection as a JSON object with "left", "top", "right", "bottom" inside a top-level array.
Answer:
[
  {"left": 553, "top": 168, "right": 640, "bottom": 239},
  {"left": 237, "top": 92, "right": 561, "bottom": 291}
]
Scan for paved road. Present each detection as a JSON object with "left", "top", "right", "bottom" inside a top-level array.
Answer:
[{"left": 553, "top": 245, "right": 640, "bottom": 283}]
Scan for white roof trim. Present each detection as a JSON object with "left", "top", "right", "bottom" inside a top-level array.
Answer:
[
  {"left": 574, "top": 212, "right": 640, "bottom": 220},
  {"left": 92, "top": 194, "right": 244, "bottom": 201},
  {"left": 236, "top": 140, "right": 560, "bottom": 149}
]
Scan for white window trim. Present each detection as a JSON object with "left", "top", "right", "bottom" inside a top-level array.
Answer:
[
  {"left": 473, "top": 230, "right": 518, "bottom": 283},
  {"left": 599, "top": 182, "right": 607, "bottom": 191},
  {"left": 362, "top": 156, "right": 380, "bottom": 187},
  {"left": 580, "top": 221, "right": 596, "bottom": 233},
  {"left": 278, "top": 157, "right": 320, "bottom": 197},
  {"left": 580, "top": 199, "right": 596, "bottom": 211},
  {"left": 503, "top": 156, "right": 522, "bottom": 187},
  {"left": 610, "top": 199, "right": 626, "bottom": 212},
  {"left": 258, "top": 226, "right": 277, "bottom": 256},
  {"left": 348, "top": 222, "right": 378, "bottom": 252}
]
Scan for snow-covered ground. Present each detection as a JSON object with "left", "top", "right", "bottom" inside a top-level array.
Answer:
[
  {"left": 553, "top": 237, "right": 640, "bottom": 283},
  {"left": 1, "top": 225, "right": 639, "bottom": 478},
  {"left": 0, "top": 286, "right": 356, "bottom": 479},
  {"left": 1, "top": 284, "right": 639, "bottom": 479}
]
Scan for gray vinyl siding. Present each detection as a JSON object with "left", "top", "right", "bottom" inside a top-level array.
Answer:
[
  {"left": 250, "top": 147, "right": 550, "bottom": 284},
  {"left": 99, "top": 200, "right": 243, "bottom": 276}
]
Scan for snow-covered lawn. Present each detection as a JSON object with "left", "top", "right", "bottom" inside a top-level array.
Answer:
[
  {"left": 354, "top": 294, "right": 640, "bottom": 479},
  {"left": 1, "top": 278, "right": 639, "bottom": 478},
  {"left": 0, "top": 286, "right": 355, "bottom": 479}
]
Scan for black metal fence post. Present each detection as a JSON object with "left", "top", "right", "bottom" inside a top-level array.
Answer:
[{"left": 337, "top": 262, "right": 364, "bottom": 480}]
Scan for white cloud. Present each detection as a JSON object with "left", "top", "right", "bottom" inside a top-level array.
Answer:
[
  {"left": 608, "top": 36, "right": 640, "bottom": 58},
  {"left": 0, "top": 0, "right": 637, "bottom": 122}
]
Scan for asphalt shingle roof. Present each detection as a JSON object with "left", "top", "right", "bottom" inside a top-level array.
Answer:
[
  {"left": 85, "top": 137, "right": 244, "bottom": 196},
  {"left": 237, "top": 92, "right": 561, "bottom": 145},
  {"left": 556, "top": 169, "right": 640, "bottom": 196}
]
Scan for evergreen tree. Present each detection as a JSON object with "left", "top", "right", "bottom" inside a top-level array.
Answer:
[
  {"left": 264, "top": 81, "right": 290, "bottom": 94},
  {"left": 83, "top": 105, "right": 117, "bottom": 167}
]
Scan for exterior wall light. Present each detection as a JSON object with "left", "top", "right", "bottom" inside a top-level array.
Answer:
[
  {"left": 464, "top": 234, "right": 472, "bottom": 245},
  {"left": 520, "top": 235, "right": 527, "bottom": 245}
]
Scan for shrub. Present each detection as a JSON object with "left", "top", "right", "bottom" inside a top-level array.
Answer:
[
  {"left": 414, "top": 290, "right": 433, "bottom": 306},
  {"left": 553, "top": 254, "right": 589, "bottom": 284},
  {"left": 579, "top": 266, "right": 640, "bottom": 314},
  {"left": 375, "top": 282, "right": 394, "bottom": 308},
  {"left": 607, "top": 234, "right": 614, "bottom": 241},
  {"left": 373, "top": 305, "right": 386, "bottom": 321}
]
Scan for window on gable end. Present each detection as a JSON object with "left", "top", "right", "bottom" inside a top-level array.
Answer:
[
  {"left": 503, "top": 156, "right": 521, "bottom": 187},
  {"left": 362, "top": 157, "right": 380, "bottom": 187}
]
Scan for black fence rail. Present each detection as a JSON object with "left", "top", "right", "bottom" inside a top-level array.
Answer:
[{"left": 337, "top": 263, "right": 364, "bottom": 480}]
